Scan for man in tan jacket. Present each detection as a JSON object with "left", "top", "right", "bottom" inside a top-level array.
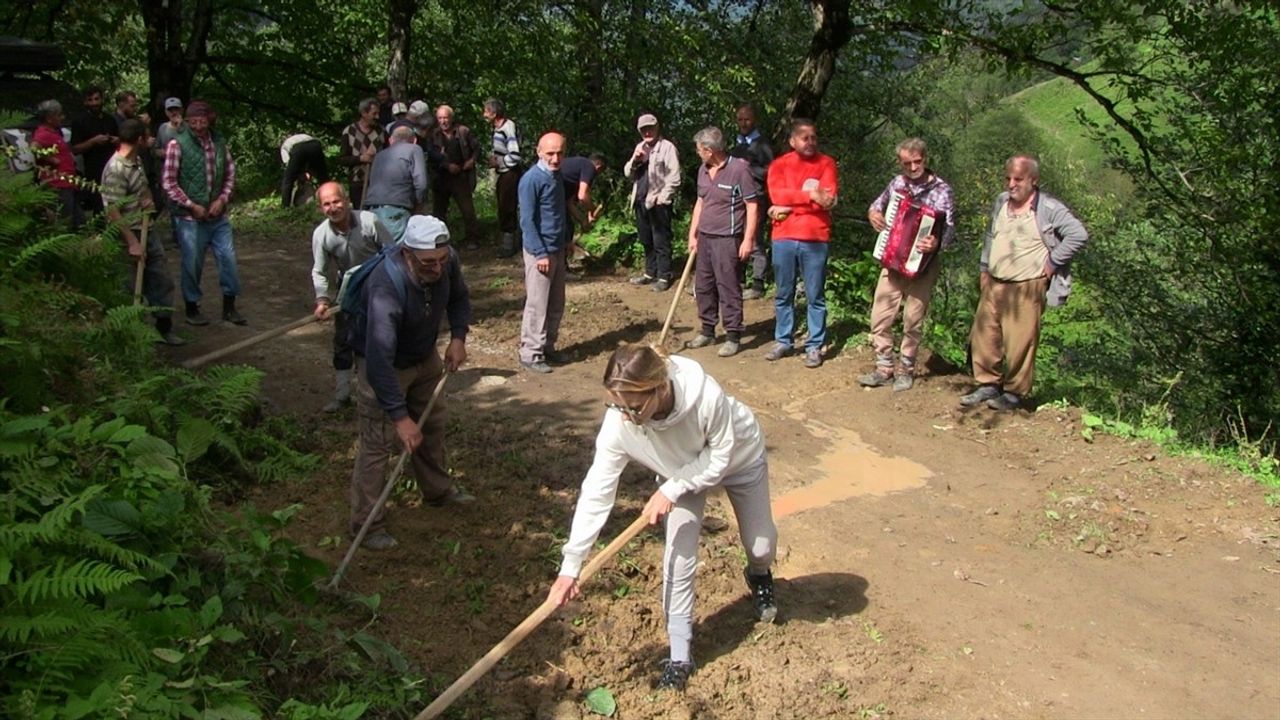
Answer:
[{"left": 624, "top": 113, "right": 681, "bottom": 291}]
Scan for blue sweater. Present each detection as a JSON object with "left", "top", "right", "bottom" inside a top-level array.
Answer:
[
  {"left": 352, "top": 249, "right": 471, "bottom": 420},
  {"left": 518, "top": 161, "right": 567, "bottom": 257}
]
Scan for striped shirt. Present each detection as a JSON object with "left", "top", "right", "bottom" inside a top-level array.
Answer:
[
  {"left": 490, "top": 118, "right": 522, "bottom": 173},
  {"left": 162, "top": 133, "right": 236, "bottom": 210},
  {"left": 99, "top": 152, "right": 149, "bottom": 224}
]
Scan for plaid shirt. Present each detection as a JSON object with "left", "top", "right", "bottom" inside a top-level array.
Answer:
[
  {"left": 162, "top": 133, "right": 236, "bottom": 209},
  {"left": 870, "top": 172, "right": 956, "bottom": 248}
]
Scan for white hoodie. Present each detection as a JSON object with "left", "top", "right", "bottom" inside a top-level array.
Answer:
[{"left": 558, "top": 355, "right": 765, "bottom": 577}]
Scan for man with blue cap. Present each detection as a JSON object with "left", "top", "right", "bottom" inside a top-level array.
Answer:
[{"left": 348, "top": 214, "right": 474, "bottom": 549}]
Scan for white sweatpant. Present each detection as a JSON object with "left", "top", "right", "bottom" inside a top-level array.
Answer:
[{"left": 661, "top": 454, "right": 776, "bottom": 662}]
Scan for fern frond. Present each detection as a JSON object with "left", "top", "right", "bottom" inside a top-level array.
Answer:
[
  {"left": 70, "top": 530, "right": 169, "bottom": 576},
  {"left": 16, "top": 559, "right": 142, "bottom": 603},
  {"left": 0, "top": 597, "right": 98, "bottom": 643},
  {"left": 7, "top": 232, "right": 94, "bottom": 274}
]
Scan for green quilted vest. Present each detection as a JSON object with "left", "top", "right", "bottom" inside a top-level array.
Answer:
[{"left": 176, "top": 130, "right": 227, "bottom": 207}]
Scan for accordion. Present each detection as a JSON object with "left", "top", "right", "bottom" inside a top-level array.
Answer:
[{"left": 872, "top": 191, "right": 945, "bottom": 278}]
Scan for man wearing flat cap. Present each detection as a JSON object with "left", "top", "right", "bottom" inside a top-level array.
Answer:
[
  {"left": 624, "top": 113, "right": 681, "bottom": 291},
  {"left": 161, "top": 99, "right": 247, "bottom": 326},
  {"left": 348, "top": 215, "right": 474, "bottom": 549}
]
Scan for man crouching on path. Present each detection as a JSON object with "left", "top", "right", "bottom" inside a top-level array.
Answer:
[{"left": 349, "top": 215, "right": 474, "bottom": 550}]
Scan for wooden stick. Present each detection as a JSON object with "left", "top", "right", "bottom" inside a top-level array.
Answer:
[
  {"left": 657, "top": 250, "right": 697, "bottom": 346},
  {"left": 180, "top": 311, "right": 327, "bottom": 370},
  {"left": 415, "top": 513, "right": 650, "bottom": 719},
  {"left": 132, "top": 216, "right": 150, "bottom": 306},
  {"left": 358, "top": 162, "right": 372, "bottom": 210},
  {"left": 328, "top": 368, "right": 450, "bottom": 590}
]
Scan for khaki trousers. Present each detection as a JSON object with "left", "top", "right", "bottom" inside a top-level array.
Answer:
[
  {"left": 969, "top": 276, "right": 1050, "bottom": 396},
  {"left": 350, "top": 351, "right": 451, "bottom": 535},
  {"left": 519, "top": 249, "right": 567, "bottom": 363},
  {"left": 868, "top": 258, "right": 942, "bottom": 368}
]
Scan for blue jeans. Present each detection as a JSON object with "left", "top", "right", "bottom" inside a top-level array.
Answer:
[
  {"left": 175, "top": 215, "right": 241, "bottom": 304},
  {"left": 371, "top": 206, "right": 410, "bottom": 244},
  {"left": 772, "top": 239, "right": 829, "bottom": 350}
]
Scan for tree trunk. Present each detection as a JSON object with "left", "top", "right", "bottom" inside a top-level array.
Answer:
[
  {"left": 138, "top": 0, "right": 213, "bottom": 119},
  {"left": 775, "top": 0, "right": 853, "bottom": 145},
  {"left": 387, "top": 0, "right": 414, "bottom": 100}
]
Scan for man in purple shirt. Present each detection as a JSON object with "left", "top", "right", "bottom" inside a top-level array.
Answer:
[
  {"left": 860, "top": 137, "right": 956, "bottom": 391},
  {"left": 684, "top": 126, "right": 759, "bottom": 358}
]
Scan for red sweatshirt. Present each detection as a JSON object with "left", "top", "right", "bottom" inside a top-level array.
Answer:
[{"left": 766, "top": 150, "right": 838, "bottom": 241}]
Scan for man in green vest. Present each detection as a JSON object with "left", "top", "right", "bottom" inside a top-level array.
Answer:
[{"left": 161, "top": 100, "right": 246, "bottom": 326}]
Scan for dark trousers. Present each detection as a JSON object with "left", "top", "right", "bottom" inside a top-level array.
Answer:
[
  {"left": 332, "top": 311, "right": 354, "bottom": 371},
  {"left": 636, "top": 203, "right": 674, "bottom": 281},
  {"left": 431, "top": 175, "right": 479, "bottom": 245},
  {"left": 743, "top": 219, "right": 769, "bottom": 286},
  {"left": 496, "top": 169, "right": 522, "bottom": 235},
  {"left": 281, "top": 140, "right": 329, "bottom": 208},
  {"left": 695, "top": 232, "right": 745, "bottom": 336},
  {"left": 119, "top": 228, "right": 176, "bottom": 326}
]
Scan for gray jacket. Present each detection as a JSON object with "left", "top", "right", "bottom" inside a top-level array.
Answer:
[{"left": 979, "top": 190, "right": 1088, "bottom": 306}]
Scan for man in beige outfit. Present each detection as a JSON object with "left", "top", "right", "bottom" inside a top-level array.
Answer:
[{"left": 960, "top": 155, "right": 1088, "bottom": 411}]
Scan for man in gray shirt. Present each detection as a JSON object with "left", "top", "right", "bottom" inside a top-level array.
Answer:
[
  {"left": 311, "top": 181, "right": 392, "bottom": 412},
  {"left": 685, "top": 126, "right": 759, "bottom": 358},
  {"left": 363, "top": 125, "right": 427, "bottom": 242}
]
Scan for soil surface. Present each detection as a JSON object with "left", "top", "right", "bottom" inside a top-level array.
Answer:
[{"left": 170, "top": 216, "right": 1280, "bottom": 720}]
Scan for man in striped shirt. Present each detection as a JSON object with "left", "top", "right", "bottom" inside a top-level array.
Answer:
[
  {"left": 101, "top": 119, "right": 182, "bottom": 346},
  {"left": 483, "top": 98, "right": 523, "bottom": 257},
  {"left": 161, "top": 100, "right": 246, "bottom": 326}
]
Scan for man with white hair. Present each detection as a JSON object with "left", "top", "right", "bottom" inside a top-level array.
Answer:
[
  {"left": 348, "top": 214, "right": 474, "bottom": 549},
  {"left": 363, "top": 125, "right": 428, "bottom": 243},
  {"left": 31, "top": 99, "right": 83, "bottom": 227},
  {"left": 429, "top": 104, "right": 481, "bottom": 249},
  {"left": 684, "top": 126, "right": 759, "bottom": 358}
]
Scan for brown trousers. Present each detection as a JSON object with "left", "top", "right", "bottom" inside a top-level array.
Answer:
[
  {"left": 350, "top": 351, "right": 451, "bottom": 535},
  {"left": 970, "top": 276, "right": 1050, "bottom": 396},
  {"left": 868, "top": 258, "right": 942, "bottom": 369}
]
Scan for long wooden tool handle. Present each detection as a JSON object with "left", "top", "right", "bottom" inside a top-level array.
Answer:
[
  {"left": 181, "top": 312, "right": 322, "bottom": 370},
  {"left": 132, "top": 216, "right": 150, "bottom": 306},
  {"left": 658, "top": 250, "right": 697, "bottom": 347},
  {"left": 328, "top": 368, "right": 450, "bottom": 590},
  {"left": 416, "top": 513, "right": 650, "bottom": 719}
]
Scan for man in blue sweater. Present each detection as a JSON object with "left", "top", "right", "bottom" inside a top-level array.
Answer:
[
  {"left": 348, "top": 215, "right": 473, "bottom": 549},
  {"left": 517, "top": 132, "right": 569, "bottom": 373}
]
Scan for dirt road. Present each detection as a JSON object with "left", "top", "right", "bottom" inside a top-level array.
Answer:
[{"left": 173, "top": 226, "right": 1280, "bottom": 719}]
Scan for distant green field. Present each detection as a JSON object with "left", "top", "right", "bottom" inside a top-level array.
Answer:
[{"left": 1004, "top": 74, "right": 1134, "bottom": 198}]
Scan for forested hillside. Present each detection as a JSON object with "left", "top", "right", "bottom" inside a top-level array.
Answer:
[{"left": 2, "top": 1, "right": 1277, "bottom": 717}]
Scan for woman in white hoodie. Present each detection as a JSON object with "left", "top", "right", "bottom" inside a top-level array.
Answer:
[{"left": 547, "top": 343, "right": 778, "bottom": 691}]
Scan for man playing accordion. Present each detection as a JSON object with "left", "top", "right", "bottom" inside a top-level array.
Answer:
[{"left": 860, "top": 138, "right": 956, "bottom": 391}]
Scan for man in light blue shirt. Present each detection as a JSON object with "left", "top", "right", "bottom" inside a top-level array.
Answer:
[{"left": 517, "top": 132, "right": 569, "bottom": 373}]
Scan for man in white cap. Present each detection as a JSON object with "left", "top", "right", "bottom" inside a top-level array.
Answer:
[
  {"left": 385, "top": 101, "right": 408, "bottom": 133},
  {"left": 347, "top": 214, "right": 474, "bottom": 549},
  {"left": 624, "top": 112, "right": 681, "bottom": 291},
  {"left": 155, "top": 97, "right": 186, "bottom": 162}
]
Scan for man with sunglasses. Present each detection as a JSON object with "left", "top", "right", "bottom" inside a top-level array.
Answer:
[{"left": 348, "top": 215, "right": 473, "bottom": 550}]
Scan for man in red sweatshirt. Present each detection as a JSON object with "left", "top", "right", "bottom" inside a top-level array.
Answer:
[{"left": 763, "top": 119, "right": 838, "bottom": 368}]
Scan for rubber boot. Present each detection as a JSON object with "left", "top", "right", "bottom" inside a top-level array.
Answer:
[
  {"left": 323, "top": 369, "right": 353, "bottom": 412},
  {"left": 222, "top": 295, "right": 247, "bottom": 325},
  {"left": 498, "top": 232, "right": 518, "bottom": 258}
]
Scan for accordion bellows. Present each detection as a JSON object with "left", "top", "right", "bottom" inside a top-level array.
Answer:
[{"left": 872, "top": 191, "right": 943, "bottom": 278}]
